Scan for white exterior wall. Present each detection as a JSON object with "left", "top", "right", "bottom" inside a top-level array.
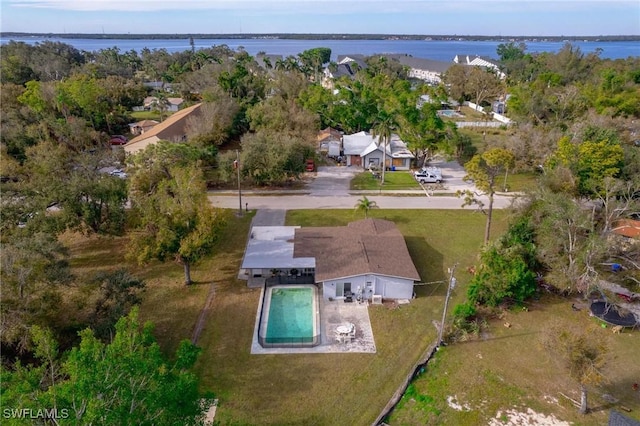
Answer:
[
  {"left": 408, "top": 68, "right": 442, "bottom": 84},
  {"left": 322, "top": 274, "right": 414, "bottom": 300},
  {"left": 362, "top": 150, "right": 384, "bottom": 168},
  {"left": 375, "top": 276, "right": 414, "bottom": 299}
]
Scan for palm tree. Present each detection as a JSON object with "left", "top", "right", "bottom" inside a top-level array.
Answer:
[
  {"left": 150, "top": 92, "right": 170, "bottom": 122},
  {"left": 371, "top": 109, "right": 396, "bottom": 186},
  {"left": 354, "top": 196, "right": 378, "bottom": 218}
]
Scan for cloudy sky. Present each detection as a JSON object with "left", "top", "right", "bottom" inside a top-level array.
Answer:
[{"left": 1, "top": 0, "right": 638, "bottom": 36}]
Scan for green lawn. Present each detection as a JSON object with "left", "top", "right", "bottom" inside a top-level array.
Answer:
[
  {"left": 63, "top": 207, "right": 639, "bottom": 425},
  {"left": 130, "top": 110, "right": 164, "bottom": 121},
  {"left": 504, "top": 171, "right": 540, "bottom": 193},
  {"left": 351, "top": 170, "right": 422, "bottom": 190},
  {"left": 193, "top": 209, "right": 506, "bottom": 425}
]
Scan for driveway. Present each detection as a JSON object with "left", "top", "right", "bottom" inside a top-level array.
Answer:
[
  {"left": 306, "top": 166, "right": 360, "bottom": 196},
  {"left": 428, "top": 158, "right": 475, "bottom": 193}
]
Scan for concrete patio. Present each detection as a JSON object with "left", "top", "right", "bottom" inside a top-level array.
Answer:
[{"left": 250, "top": 288, "right": 377, "bottom": 354}]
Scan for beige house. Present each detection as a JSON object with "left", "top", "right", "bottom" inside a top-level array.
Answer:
[{"left": 124, "top": 103, "right": 202, "bottom": 154}]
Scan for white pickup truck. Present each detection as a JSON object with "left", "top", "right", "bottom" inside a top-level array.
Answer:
[{"left": 414, "top": 167, "right": 443, "bottom": 184}]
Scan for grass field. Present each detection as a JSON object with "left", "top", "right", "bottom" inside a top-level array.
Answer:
[
  {"left": 504, "top": 171, "right": 540, "bottom": 193},
  {"left": 129, "top": 110, "right": 164, "bottom": 121},
  {"left": 192, "top": 209, "right": 507, "bottom": 425},
  {"left": 388, "top": 294, "right": 640, "bottom": 425},
  {"left": 62, "top": 207, "right": 639, "bottom": 425},
  {"left": 350, "top": 170, "right": 422, "bottom": 191}
]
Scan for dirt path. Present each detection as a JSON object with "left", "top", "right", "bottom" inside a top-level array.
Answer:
[{"left": 191, "top": 282, "right": 217, "bottom": 344}]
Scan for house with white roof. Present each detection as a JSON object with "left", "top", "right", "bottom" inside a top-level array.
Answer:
[
  {"left": 453, "top": 54, "right": 506, "bottom": 79},
  {"left": 342, "top": 131, "right": 414, "bottom": 170}
]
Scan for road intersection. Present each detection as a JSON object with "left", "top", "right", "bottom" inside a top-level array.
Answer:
[{"left": 208, "top": 163, "right": 519, "bottom": 211}]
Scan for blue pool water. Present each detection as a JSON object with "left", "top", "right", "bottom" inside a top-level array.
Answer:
[
  {"left": 263, "top": 286, "right": 316, "bottom": 346},
  {"left": 438, "top": 109, "right": 464, "bottom": 118}
]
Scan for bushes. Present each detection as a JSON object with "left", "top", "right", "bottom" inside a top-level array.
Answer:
[
  {"left": 467, "top": 247, "right": 536, "bottom": 307},
  {"left": 466, "top": 215, "right": 538, "bottom": 308}
]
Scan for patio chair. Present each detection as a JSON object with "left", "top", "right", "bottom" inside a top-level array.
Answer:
[{"left": 344, "top": 291, "right": 353, "bottom": 303}]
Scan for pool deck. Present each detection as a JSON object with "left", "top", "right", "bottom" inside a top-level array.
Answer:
[{"left": 250, "top": 288, "right": 377, "bottom": 354}]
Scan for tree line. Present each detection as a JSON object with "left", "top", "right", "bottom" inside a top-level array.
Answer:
[{"left": 1, "top": 39, "right": 639, "bottom": 421}]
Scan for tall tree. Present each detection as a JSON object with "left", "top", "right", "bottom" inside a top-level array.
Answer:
[
  {"left": 20, "top": 139, "right": 128, "bottom": 236},
  {"left": 466, "top": 66, "right": 505, "bottom": 110},
  {"left": 1, "top": 308, "right": 213, "bottom": 425},
  {"left": 89, "top": 269, "right": 146, "bottom": 339},
  {"left": 127, "top": 142, "right": 228, "bottom": 285},
  {"left": 531, "top": 189, "right": 605, "bottom": 293},
  {"left": 543, "top": 323, "right": 608, "bottom": 415},
  {"left": 298, "top": 47, "right": 331, "bottom": 82},
  {"left": 240, "top": 131, "right": 314, "bottom": 186},
  {"left": 548, "top": 135, "right": 624, "bottom": 196},
  {"left": 0, "top": 232, "right": 71, "bottom": 351},
  {"left": 371, "top": 108, "right": 396, "bottom": 186},
  {"left": 461, "top": 148, "right": 515, "bottom": 244}
]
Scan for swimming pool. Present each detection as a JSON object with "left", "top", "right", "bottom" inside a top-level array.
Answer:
[
  {"left": 259, "top": 285, "right": 320, "bottom": 348},
  {"left": 438, "top": 109, "right": 464, "bottom": 118}
]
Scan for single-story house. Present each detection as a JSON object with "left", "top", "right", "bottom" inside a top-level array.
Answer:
[
  {"left": 128, "top": 119, "right": 159, "bottom": 135},
  {"left": 124, "top": 103, "right": 202, "bottom": 154},
  {"left": 141, "top": 96, "right": 185, "bottom": 112},
  {"left": 241, "top": 219, "right": 421, "bottom": 301},
  {"left": 317, "top": 127, "right": 343, "bottom": 158},
  {"left": 240, "top": 226, "right": 316, "bottom": 284},
  {"left": 342, "top": 131, "right": 414, "bottom": 170}
]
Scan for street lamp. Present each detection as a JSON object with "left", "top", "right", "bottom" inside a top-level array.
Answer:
[
  {"left": 235, "top": 150, "right": 242, "bottom": 217},
  {"left": 437, "top": 263, "right": 457, "bottom": 348}
]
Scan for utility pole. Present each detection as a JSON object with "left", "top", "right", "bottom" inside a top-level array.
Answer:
[
  {"left": 438, "top": 263, "right": 457, "bottom": 348},
  {"left": 235, "top": 150, "right": 242, "bottom": 217}
]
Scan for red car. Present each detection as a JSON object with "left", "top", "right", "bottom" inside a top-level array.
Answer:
[
  {"left": 305, "top": 159, "right": 315, "bottom": 172},
  {"left": 109, "top": 135, "right": 128, "bottom": 146}
]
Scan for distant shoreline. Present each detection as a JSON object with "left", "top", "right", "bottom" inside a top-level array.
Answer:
[{"left": 2, "top": 32, "right": 639, "bottom": 42}]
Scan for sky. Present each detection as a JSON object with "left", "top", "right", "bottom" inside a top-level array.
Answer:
[{"left": 0, "top": 0, "right": 638, "bottom": 36}]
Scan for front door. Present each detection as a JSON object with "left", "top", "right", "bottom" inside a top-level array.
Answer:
[{"left": 336, "top": 282, "right": 352, "bottom": 297}]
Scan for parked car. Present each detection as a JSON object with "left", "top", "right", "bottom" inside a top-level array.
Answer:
[
  {"left": 414, "top": 167, "right": 443, "bottom": 184},
  {"left": 109, "top": 168, "right": 127, "bottom": 179},
  {"left": 109, "top": 135, "right": 128, "bottom": 146},
  {"left": 305, "top": 159, "right": 315, "bottom": 172}
]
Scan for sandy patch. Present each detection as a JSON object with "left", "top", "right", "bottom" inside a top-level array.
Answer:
[
  {"left": 446, "top": 395, "right": 471, "bottom": 412},
  {"left": 489, "top": 407, "right": 571, "bottom": 425}
]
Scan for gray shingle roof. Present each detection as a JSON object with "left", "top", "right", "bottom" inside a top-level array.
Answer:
[{"left": 609, "top": 410, "right": 640, "bottom": 426}]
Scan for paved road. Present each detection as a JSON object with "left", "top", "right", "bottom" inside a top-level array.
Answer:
[
  {"left": 210, "top": 193, "right": 517, "bottom": 210},
  {"left": 210, "top": 162, "right": 518, "bottom": 210}
]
